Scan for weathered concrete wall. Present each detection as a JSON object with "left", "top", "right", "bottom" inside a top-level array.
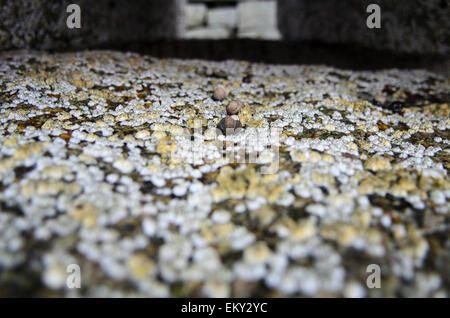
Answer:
[
  {"left": 0, "top": 0, "right": 184, "bottom": 50},
  {"left": 278, "top": 0, "right": 450, "bottom": 54}
]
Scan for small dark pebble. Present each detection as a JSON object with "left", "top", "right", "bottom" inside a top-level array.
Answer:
[
  {"left": 383, "top": 101, "right": 404, "bottom": 113},
  {"left": 382, "top": 85, "right": 396, "bottom": 95},
  {"left": 217, "top": 116, "right": 242, "bottom": 134},
  {"left": 242, "top": 74, "right": 253, "bottom": 83}
]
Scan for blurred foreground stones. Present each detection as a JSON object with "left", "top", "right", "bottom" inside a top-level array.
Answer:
[{"left": 0, "top": 50, "right": 448, "bottom": 297}]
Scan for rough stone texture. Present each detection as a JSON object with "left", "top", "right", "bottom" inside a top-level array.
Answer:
[
  {"left": 278, "top": 0, "right": 450, "bottom": 54},
  {"left": 185, "top": 3, "right": 207, "bottom": 28},
  {"left": 238, "top": 1, "right": 281, "bottom": 40},
  {"left": 0, "top": 50, "right": 449, "bottom": 297},
  {"left": 0, "top": 0, "right": 184, "bottom": 50}
]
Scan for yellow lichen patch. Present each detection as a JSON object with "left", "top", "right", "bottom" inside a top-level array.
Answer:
[
  {"left": 42, "top": 165, "right": 71, "bottom": 180},
  {"left": 210, "top": 186, "right": 228, "bottom": 202},
  {"left": 167, "top": 124, "right": 186, "bottom": 136},
  {"left": 156, "top": 136, "right": 177, "bottom": 157},
  {"left": 237, "top": 105, "right": 253, "bottom": 126},
  {"left": 214, "top": 166, "right": 246, "bottom": 200},
  {"left": 266, "top": 184, "right": 285, "bottom": 203},
  {"left": 64, "top": 183, "right": 82, "bottom": 196},
  {"left": 200, "top": 222, "right": 234, "bottom": 245},
  {"left": 245, "top": 119, "right": 264, "bottom": 127},
  {"left": 308, "top": 151, "right": 322, "bottom": 163},
  {"left": 0, "top": 158, "right": 14, "bottom": 175},
  {"left": 402, "top": 228, "right": 429, "bottom": 260},
  {"left": 37, "top": 180, "right": 65, "bottom": 196},
  {"left": 151, "top": 130, "right": 167, "bottom": 140},
  {"left": 380, "top": 137, "right": 391, "bottom": 148},
  {"left": 147, "top": 164, "right": 161, "bottom": 172},
  {"left": 20, "top": 180, "right": 37, "bottom": 198},
  {"left": 42, "top": 119, "right": 58, "bottom": 130},
  {"left": 116, "top": 113, "right": 129, "bottom": 122},
  {"left": 312, "top": 172, "right": 335, "bottom": 186},
  {"left": 106, "top": 135, "right": 119, "bottom": 143},
  {"left": 187, "top": 113, "right": 206, "bottom": 128},
  {"left": 323, "top": 123, "right": 336, "bottom": 131},
  {"left": 127, "top": 254, "right": 155, "bottom": 279},
  {"left": 228, "top": 179, "right": 248, "bottom": 199},
  {"left": 390, "top": 176, "right": 418, "bottom": 196},
  {"left": 232, "top": 80, "right": 242, "bottom": 87},
  {"left": 95, "top": 120, "right": 108, "bottom": 128},
  {"left": 347, "top": 141, "right": 358, "bottom": 151},
  {"left": 322, "top": 153, "right": 336, "bottom": 163},
  {"left": 243, "top": 242, "right": 272, "bottom": 264},
  {"left": 211, "top": 166, "right": 285, "bottom": 203},
  {"left": 290, "top": 218, "right": 317, "bottom": 241},
  {"left": 418, "top": 175, "right": 448, "bottom": 195},
  {"left": 291, "top": 150, "right": 322, "bottom": 163},
  {"left": 358, "top": 173, "right": 391, "bottom": 194},
  {"left": 56, "top": 111, "right": 72, "bottom": 121},
  {"left": 352, "top": 210, "right": 372, "bottom": 228},
  {"left": 335, "top": 98, "right": 373, "bottom": 112},
  {"left": 269, "top": 215, "right": 296, "bottom": 235},
  {"left": 68, "top": 203, "right": 98, "bottom": 227},
  {"left": 423, "top": 103, "right": 449, "bottom": 117},
  {"left": 20, "top": 179, "right": 80, "bottom": 199},
  {"left": 3, "top": 137, "right": 17, "bottom": 147},
  {"left": 364, "top": 155, "right": 391, "bottom": 171},
  {"left": 134, "top": 111, "right": 160, "bottom": 121},
  {"left": 85, "top": 133, "right": 98, "bottom": 142},
  {"left": 79, "top": 154, "right": 97, "bottom": 164},
  {"left": 357, "top": 140, "right": 372, "bottom": 152},
  {"left": 213, "top": 223, "right": 234, "bottom": 238},
  {"left": 72, "top": 78, "right": 95, "bottom": 89},
  {"left": 321, "top": 222, "right": 359, "bottom": 246},
  {"left": 103, "top": 114, "right": 115, "bottom": 122},
  {"left": 151, "top": 122, "right": 185, "bottom": 135},
  {"left": 250, "top": 205, "right": 276, "bottom": 227},
  {"left": 13, "top": 142, "right": 46, "bottom": 160}
]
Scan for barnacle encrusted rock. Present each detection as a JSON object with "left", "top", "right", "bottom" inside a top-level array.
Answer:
[{"left": 0, "top": 50, "right": 449, "bottom": 298}]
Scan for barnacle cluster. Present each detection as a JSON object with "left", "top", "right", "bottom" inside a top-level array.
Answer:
[{"left": 0, "top": 51, "right": 448, "bottom": 297}]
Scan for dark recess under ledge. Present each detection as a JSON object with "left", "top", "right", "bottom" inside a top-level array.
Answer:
[{"left": 57, "top": 39, "right": 450, "bottom": 76}]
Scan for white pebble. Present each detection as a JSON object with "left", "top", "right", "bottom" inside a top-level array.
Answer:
[
  {"left": 142, "top": 218, "right": 156, "bottom": 236},
  {"left": 113, "top": 159, "right": 134, "bottom": 174},
  {"left": 173, "top": 184, "right": 187, "bottom": 197},
  {"left": 151, "top": 177, "right": 166, "bottom": 187},
  {"left": 212, "top": 210, "right": 231, "bottom": 224}
]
